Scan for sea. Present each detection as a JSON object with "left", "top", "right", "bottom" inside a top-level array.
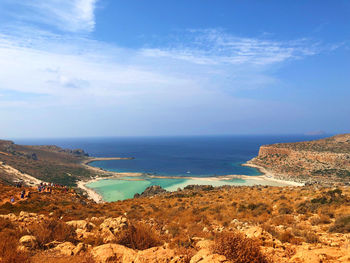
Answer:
[{"left": 15, "top": 134, "right": 328, "bottom": 202}]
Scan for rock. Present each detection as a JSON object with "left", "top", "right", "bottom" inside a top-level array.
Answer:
[
  {"left": 190, "top": 248, "right": 211, "bottom": 263},
  {"left": 76, "top": 228, "right": 96, "bottom": 240},
  {"left": 196, "top": 254, "right": 227, "bottom": 263},
  {"left": 100, "top": 227, "right": 117, "bottom": 243},
  {"left": 73, "top": 242, "right": 88, "bottom": 255},
  {"left": 134, "top": 246, "right": 176, "bottom": 263},
  {"left": 53, "top": 242, "right": 76, "bottom": 256},
  {"left": 92, "top": 244, "right": 137, "bottom": 263},
  {"left": 290, "top": 247, "right": 320, "bottom": 263},
  {"left": 19, "top": 235, "right": 38, "bottom": 250},
  {"left": 136, "top": 185, "right": 167, "bottom": 198},
  {"left": 196, "top": 240, "right": 214, "bottom": 250},
  {"left": 99, "top": 216, "right": 128, "bottom": 235},
  {"left": 66, "top": 220, "right": 95, "bottom": 231}
]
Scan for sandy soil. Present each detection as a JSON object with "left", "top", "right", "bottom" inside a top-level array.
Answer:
[{"left": 0, "top": 161, "right": 44, "bottom": 185}]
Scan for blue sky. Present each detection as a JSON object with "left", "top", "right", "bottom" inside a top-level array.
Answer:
[{"left": 0, "top": 0, "right": 349, "bottom": 138}]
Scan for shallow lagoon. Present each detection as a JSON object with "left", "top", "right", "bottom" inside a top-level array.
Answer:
[{"left": 86, "top": 176, "right": 290, "bottom": 202}]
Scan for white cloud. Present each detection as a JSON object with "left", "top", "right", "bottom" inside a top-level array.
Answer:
[
  {"left": 140, "top": 29, "right": 318, "bottom": 66},
  {"left": 0, "top": 28, "right": 320, "bottom": 107},
  {"left": 0, "top": 27, "right": 327, "bottom": 137},
  {"left": 2, "top": 0, "right": 98, "bottom": 33}
]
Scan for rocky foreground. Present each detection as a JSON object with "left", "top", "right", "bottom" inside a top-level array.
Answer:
[
  {"left": 248, "top": 134, "right": 350, "bottom": 185},
  {"left": 0, "top": 183, "right": 349, "bottom": 262}
]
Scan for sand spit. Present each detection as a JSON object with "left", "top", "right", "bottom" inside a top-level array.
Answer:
[{"left": 78, "top": 156, "right": 303, "bottom": 203}]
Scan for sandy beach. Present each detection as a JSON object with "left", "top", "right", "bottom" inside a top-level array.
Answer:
[{"left": 78, "top": 157, "right": 303, "bottom": 203}]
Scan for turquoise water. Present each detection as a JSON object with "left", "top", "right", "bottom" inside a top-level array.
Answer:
[
  {"left": 86, "top": 176, "right": 291, "bottom": 202},
  {"left": 15, "top": 135, "right": 328, "bottom": 202}
]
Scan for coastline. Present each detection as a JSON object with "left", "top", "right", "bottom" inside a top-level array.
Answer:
[
  {"left": 241, "top": 162, "right": 304, "bottom": 187},
  {"left": 78, "top": 157, "right": 304, "bottom": 203}
]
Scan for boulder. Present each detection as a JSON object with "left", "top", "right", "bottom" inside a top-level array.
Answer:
[
  {"left": 72, "top": 242, "right": 89, "bottom": 255},
  {"left": 99, "top": 216, "right": 128, "bottom": 235},
  {"left": 66, "top": 220, "right": 95, "bottom": 231},
  {"left": 53, "top": 242, "right": 76, "bottom": 256},
  {"left": 135, "top": 246, "right": 176, "bottom": 263},
  {"left": 19, "top": 235, "right": 38, "bottom": 250},
  {"left": 92, "top": 244, "right": 137, "bottom": 263}
]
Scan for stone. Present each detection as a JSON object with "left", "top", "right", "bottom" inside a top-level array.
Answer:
[
  {"left": 92, "top": 244, "right": 137, "bottom": 263},
  {"left": 99, "top": 216, "right": 128, "bottom": 235},
  {"left": 53, "top": 242, "right": 76, "bottom": 256},
  {"left": 73, "top": 242, "right": 87, "bottom": 255},
  {"left": 66, "top": 220, "right": 95, "bottom": 231},
  {"left": 135, "top": 246, "right": 176, "bottom": 262},
  {"left": 190, "top": 248, "right": 211, "bottom": 263},
  {"left": 19, "top": 235, "right": 38, "bottom": 250}
]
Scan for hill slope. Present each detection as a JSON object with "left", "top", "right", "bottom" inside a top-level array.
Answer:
[
  {"left": 0, "top": 140, "right": 94, "bottom": 186},
  {"left": 248, "top": 134, "right": 350, "bottom": 184}
]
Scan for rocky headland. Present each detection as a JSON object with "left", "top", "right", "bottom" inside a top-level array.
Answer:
[{"left": 247, "top": 134, "right": 350, "bottom": 185}]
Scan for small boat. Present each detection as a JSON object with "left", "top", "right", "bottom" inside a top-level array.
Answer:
[{"left": 186, "top": 171, "right": 191, "bottom": 174}]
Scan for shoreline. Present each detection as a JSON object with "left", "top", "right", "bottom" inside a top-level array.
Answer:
[{"left": 78, "top": 157, "right": 304, "bottom": 203}]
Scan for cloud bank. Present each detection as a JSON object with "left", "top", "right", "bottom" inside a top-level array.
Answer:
[{"left": 0, "top": 1, "right": 337, "bottom": 137}]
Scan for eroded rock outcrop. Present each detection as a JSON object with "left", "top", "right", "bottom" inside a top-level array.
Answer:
[{"left": 249, "top": 133, "right": 350, "bottom": 183}]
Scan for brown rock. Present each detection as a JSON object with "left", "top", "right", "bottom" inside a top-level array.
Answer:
[
  {"left": 92, "top": 244, "right": 137, "bottom": 263},
  {"left": 53, "top": 242, "right": 76, "bottom": 256},
  {"left": 19, "top": 235, "right": 38, "bottom": 250},
  {"left": 135, "top": 246, "right": 176, "bottom": 262}
]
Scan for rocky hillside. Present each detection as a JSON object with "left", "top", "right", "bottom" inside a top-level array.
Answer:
[
  {"left": 0, "top": 183, "right": 349, "bottom": 262},
  {"left": 248, "top": 134, "right": 350, "bottom": 183},
  {"left": 0, "top": 140, "right": 94, "bottom": 186}
]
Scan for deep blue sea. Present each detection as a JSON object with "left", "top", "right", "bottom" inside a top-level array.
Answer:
[
  {"left": 15, "top": 135, "right": 329, "bottom": 201},
  {"left": 15, "top": 135, "right": 327, "bottom": 177}
]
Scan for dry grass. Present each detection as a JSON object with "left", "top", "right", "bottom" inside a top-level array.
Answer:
[
  {"left": 27, "top": 218, "right": 77, "bottom": 248},
  {"left": 0, "top": 218, "right": 30, "bottom": 263},
  {"left": 30, "top": 252, "right": 95, "bottom": 263},
  {"left": 116, "top": 221, "right": 163, "bottom": 250},
  {"left": 329, "top": 215, "right": 350, "bottom": 233},
  {"left": 212, "top": 231, "right": 270, "bottom": 263}
]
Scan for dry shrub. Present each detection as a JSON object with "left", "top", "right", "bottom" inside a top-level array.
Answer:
[
  {"left": 0, "top": 217, "right": 15, "bottom": 231},
  {"left": 0, "top": 230, "right": 30, "bottom": 263},
  {"left": 302, "top": 230, "right": 319, "bottom": 243},
  {"left": 329, "top": 215, "right": 350, "bottom": 233},
  {"left": 176, "top": 247, "right": 196, "bottom": 263},
  {"left": 30, "top": 252, "right": 95, "bottom": 263},
  {"left": 117, "top": 221, "right": 163, "bottom": 250},
  {"left": 277, "top": 230, "right": 302, "bottom": 245},
  {"left": 270, "top": 215, "right": 295, "bottom": 226},
  {"left": 212, "top": 231, "right": 270, "bottom": 263},
  {"left": 27, "top": 218, "right": 77, "bottom": 248},
  {"left": 310, "top": 214, "right": 331, "bottom": 225}
]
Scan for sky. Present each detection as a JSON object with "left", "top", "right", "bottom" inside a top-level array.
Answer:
[{"left": 0, "top": 0, "right": 349, "bottom": 138}]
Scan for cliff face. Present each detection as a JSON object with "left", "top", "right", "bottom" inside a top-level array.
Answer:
[{"left": 249, "top": 134, "right": 350, "bottom": 182}]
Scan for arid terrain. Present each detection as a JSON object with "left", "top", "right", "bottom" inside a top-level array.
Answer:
[
  {"left": 0, "top": 183, "right": 349, "bottom": 262},
  {"left": 0, "top": 140, "right": 96, "bottom": 187},
  {"left": 0, "top": 135, "right": 349, "bottom": 262},
  {"left": 248, "top": 134, "right": 350, "bottom": 184}
]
